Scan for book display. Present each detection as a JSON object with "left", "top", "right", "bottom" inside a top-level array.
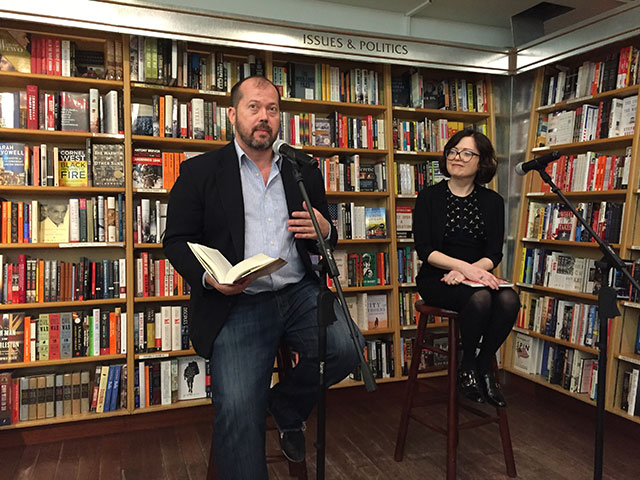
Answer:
[
  {"left": 0, "top": 14, "right": 502, "bottom": 430},
  {"left": 504, "top": 39, "right": 640, "bottom": 425}
]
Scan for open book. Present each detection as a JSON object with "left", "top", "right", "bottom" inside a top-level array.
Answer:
[
  {"left": 188, "top": 242, "right": 287, "bottom": 285},
  {"left": 461, "top": 279, "right": 514, "bottom": 288}
]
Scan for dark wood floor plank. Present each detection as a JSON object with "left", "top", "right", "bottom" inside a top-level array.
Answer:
[
  {"left": 30, "top": 442, "right": 61, "bottom": 480},
  {"left": 0, "top": 446, "right": 23, "bottom": 480},
  {"left": 4, "top": 378, "right": 640, "bottom": 480}
]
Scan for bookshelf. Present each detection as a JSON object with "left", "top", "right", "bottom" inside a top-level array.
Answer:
[
  {"left": 0, "top": 17, "right": 500, "bottom": 430},
  {"left": 505, "top": 39, "right": 640, "bottom": 424}
]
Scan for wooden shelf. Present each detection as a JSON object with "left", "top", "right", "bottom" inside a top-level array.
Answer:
[
  {"left": 361, "top": 328, "right": 395, "bottom": 335},
  {"left": 526, "top": 189, "right": 627, "bottom": 200},
  {"left": 396, "top": 194, "right": 418, "bottom": 199},
  {"left": 623, "top": 301, "right": 640, "bottom": 310},
  {"left": 133, "top": 188, "right": 169, "bottom": 195},
  {"left": 521, "top": 238, "right": 620, "bottom": 249},
  {"left": 392, "top": 106, "right": 489, "bottom": 122},
  {"left": 0, "top": 298, "right": 126, "bottom": 311},
  {"left": 532, "top": 135, "right": 633, "bottom": 155},
  {"left": 630, "top": 246, "right": 640, "bottom": 251},
  {"left": 615, "top": 353, "right": 640, "bottom": 366},
  {"left": 396, "top": 238, "right": 414, "bottom": 243},
  {"left": 536, "top": 85, "right": 640, "bottom": 115},
  {"left": 0, "top": 242, "right": 124, "bottom": 249},
  {"left": 280, "top": 97, "right": 386, "bottom": 116},
  {"left": 393, "top": 150, "right": 441, "bottom": 159},
  {"left": 337, "top": 238, "right": 391, "bottom": 245},
  {"left": 504, "top": 366, "right": 595, "bottom": 405},
  {"left": 0, "top": 354, "right": 126, "bottom": 371},
  {"left": 609, "top": 407, "right": 640, "bottom": 425},
  {"left": 132, "top": 397, "right": 212, "bottom": 414},
  {"left": 325, "top": 191, "right": 388, "bottom": 198},
  {"left": 515, "top": 283, "right": 597, "bottom": 301},
  {"left": 0, "top": 186, "right": 125, "bottom": 194},
  {"left": 0, "top": 128, "right": 124, "bottom": 143},
  {"left": 134, "top": 243, "right": 163, "bottom": 249},
  {"left": 331, "top": 285, "right": 393, "bottom": 293},
  {"left": 134, "top": 349, "right": 196, "bottom": 360},
  {"left": 398, "top": 282, "right": 416, "bottom": 287},
  {"left": 0, "top": 70, "right": 124, "bottom": 91},
  {"left": 131, "top": 82, "right": 230, "bottom": 102},
  {"left": 131, "top": 135, "right": 226, "bottom": 149},
  {"left": 0, "top": 409, "right": 130, "bottom": 430},
  {"left": 302, "top": 146, "right": 387, "bottom": 156},
  {"left": 512, "top": 327, "right": 598, "bottom": 354},
  {"left": 133, "top": 295, "right": 190, "bottom": 303}
]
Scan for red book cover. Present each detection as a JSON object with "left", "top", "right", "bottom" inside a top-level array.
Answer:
[
  {"left": 30, "top": 37, "right": 38, "bottom": 74},
  {"left": 91, "top": 261, "right": 96, "bottom": 299},
  {"left": 608, "top": 156, "right": 617, "bottom": 190},
  {"left": 6, "top": 263, "right": 14, "bottom": 304},
  {"left": 46, "top": 94, "right": 55, "bottom": 131},
  {"left": 26, "top": 85, "right": 38, "bottom": 130},
  {"left": 109, "top": 312, "right": 116, "bottom": 355},
  {"left": 141, "top": 251, "right": 149, "bottom": 297},
  {"left": 11, "top": 378, "right": 19, "bottom": 424},
  {"left": 115, "top": 309, "right": 121, "bottom": 354},
  {"left": 49, "top": 313, "right": 61, "bottom": 360},
  {"left": 366, "top": 115, "right": 373, "bottom": 149},
  {"left": 39, "top": 36, "right": 46, "bottom": 75},
  {"left": 24, "top": 316, "right": 30, "bottom": 362},
  {"left": 595, "top": 101, "right": 603, "bottom": 140},
  {"left": 187, "top": 101, "right": 192, "bottom": 138},
  {"left": 17, "top": 203, "right": 23, "bottom": 244},
  {"left": 158, "top": 259, "right": 165, "bottom": 297},
  {"left": 54, "top": 38, "right": 61, "bottom": 76},
  {"left": 17, "top": 254, "right": 26, "bottom": 304},
  {"left": 45, "top": 37, "right": 54, "bottom": 75},
  {"left": 591, "top": 62, "right": 600, "bottom": 95},
  {"left": 37, "top": 260, "right": 44, "bottom": 302}
]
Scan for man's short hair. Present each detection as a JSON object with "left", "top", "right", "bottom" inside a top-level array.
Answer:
[{"left": 230, "top": 76, "right": 281, "bottom": 108}]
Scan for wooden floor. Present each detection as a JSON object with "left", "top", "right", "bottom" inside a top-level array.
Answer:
[{"left": 2, "top": 373, "right": 640, "bottom": 480}]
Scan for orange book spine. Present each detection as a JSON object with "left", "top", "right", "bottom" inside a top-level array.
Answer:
[
  {"left": 18, "top": 202, "right": 24, "bottom": 243},
  {"left": 159, "top": 97, "right": 165, "bottom": 138},
  {"left": 1, "top": 202, "right": 7, "bottom": 243},
  {"left": 24, "top": 316, "right": 31, "bottom": 362},
  {"left": 109, "top": 312, "right": 116, "bottom": 354},
  {"left": 37, "top": 260, "right": 45, "bottom": 303},
  {"left": 145, "top": 365, "right": 150, "bottom": 407}
]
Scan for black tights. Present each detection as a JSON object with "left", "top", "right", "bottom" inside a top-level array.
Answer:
[{"left": 458, "top": 288, "right": 520, "bottom": 372}]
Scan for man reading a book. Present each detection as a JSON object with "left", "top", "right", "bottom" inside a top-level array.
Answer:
[{"left": 164, "top": 76, "right": 362, "bottom": 479}]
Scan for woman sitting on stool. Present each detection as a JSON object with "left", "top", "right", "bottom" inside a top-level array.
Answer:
[{"left": 413, "top": 128, "right": 520, "bottom": 408}]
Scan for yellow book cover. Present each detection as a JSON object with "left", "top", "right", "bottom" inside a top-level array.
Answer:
[{"left": 0, "top": 30, "right": 30, "bottom": 73}]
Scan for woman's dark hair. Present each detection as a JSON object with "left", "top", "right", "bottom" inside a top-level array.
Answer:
[{"left": 439, "top": 128, "right": 497, "bottom": 184}]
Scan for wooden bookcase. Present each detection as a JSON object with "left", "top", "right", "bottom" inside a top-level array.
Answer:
[
  {"left": 0, "top": 18, "right": 498, "bottom": 431},
  {"left": 502, "top": 40, "right": 640, "bottom": 424}
]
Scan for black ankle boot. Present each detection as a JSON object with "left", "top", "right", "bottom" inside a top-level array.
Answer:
[
  {"left": 457, "top": 365, "right": 486, "bottom": 404},
  {"left": 479, "top": 370, "right": 507, "bottom": 408}
]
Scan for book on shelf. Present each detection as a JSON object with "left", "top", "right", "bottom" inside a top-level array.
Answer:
[
  {"left": 391, "top": 73, "right": 487, "bottom": 112},
  {"left": 0, "top": 29, "right": 31, "bottom": 73},
  {"left": 132, "top": 148, "right": 163, "bottom": 190},
  {"left": 366, "top": 294, "right": 388, "bottom": 330},
  {"left": 177, "top": 356, "right": 207, "bottom": 400},
  {"left": 395, "top": 206, "right": 413, "bottom": 239},
  {"left": 0, "top": 142, "right": 26, "bottom": 186},
  {"left": 92, "top": 144, "right": 124, "bottom": 188},
  {"left": 327, "top": 250, "right": 389, "bottom": 288},
  {"left": 59, "top": 92, "right": 89, "bottom": 132},
  {"left": 187, "top": 242, "right": 286, "bottom": 285},
  {"left": 135, "top": 252, "right": 190, "bottom": 298},
  {"left": 57, "top": 148, "right": 89, "bottom": 187},
  {"left": 397, "top": 246, "right": 420, "bottom": 284},
  {"left": 393, "top": 118, "right": 487, "bottom": 153},
  {"left": 350, "top": 339, "right": 394, "bottom": 380},
  {"left": 365, "top": 207, "right": 386, "bottom": 239}
]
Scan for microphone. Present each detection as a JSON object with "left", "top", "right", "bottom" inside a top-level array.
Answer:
[
  {"left": 272, "top": 139, "right": 317, "bottom": 168},
  {"left": 515, "top": 151, "right": 562, "bottom": 176}
]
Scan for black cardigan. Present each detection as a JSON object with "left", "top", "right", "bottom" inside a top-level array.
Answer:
[{"left": 412, "top": 180, "right": 505, "bottom": 282}]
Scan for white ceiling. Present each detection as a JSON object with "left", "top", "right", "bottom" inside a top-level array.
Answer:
[{"left": 319, "top": 0, "right": 629, "bottom": 32}]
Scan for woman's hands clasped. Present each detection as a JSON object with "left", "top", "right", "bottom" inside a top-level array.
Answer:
[{"left": 441, "top": 264, "right": 501, "bottom": 290}]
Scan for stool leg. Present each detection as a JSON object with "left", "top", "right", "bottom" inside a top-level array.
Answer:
[
  {"left": 446, "top": 318, "right": 458, "bottom": 480},
  {"left": 394, "top": 313, "right": 428, "bottom": 461},
  {"left": 492, "top": 360, "right": 517, "bottom": 477}
]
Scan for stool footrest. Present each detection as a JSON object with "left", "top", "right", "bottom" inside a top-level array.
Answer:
[{"left": 410, "top": 414, "right": 448, "bottom": 436}]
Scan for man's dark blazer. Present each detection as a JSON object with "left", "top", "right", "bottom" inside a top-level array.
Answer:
[{"left": 163, "top": 141, "right": 338, "bottom": 358}]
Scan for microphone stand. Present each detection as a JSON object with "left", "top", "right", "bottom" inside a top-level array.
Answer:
[
  {"left": 282, "top": 154, "right": 377, "bottom": 480},
  {"left": 535, "top": 168, "right": 640, "bottom": 480}
]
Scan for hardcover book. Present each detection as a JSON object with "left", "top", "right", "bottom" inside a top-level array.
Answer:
[
  {"left": 365, "top": 207, "right": 386, "bottom": 239},
  {"left": 177, "top": 355, "right": 206, "bottom": 400},
  {"left": 60, "top": 92, "right": 89, "bottom": 132},
  {"left": 132, "top": 148, "right": 163, "bottom": 189},
  {"left": 0, "top": 30, "right": 30, "bottom": 73},
  {"left": 367, "top": 294, "right": 388, "bottom": 330},
  {"left": 39, "top": 200, "right": 70, "bottom": 243},
  {"left": 0, "top": 142, "right": 26, "bottom": 186},
  {"left": 131, "top": 103, "right": 154, "bottom": 136},
  {"left": 92, "top": 144, "right": 125, "bottom": 187},
  {"left": 58, "top": 148, "right": 88, "bottom": 187}
]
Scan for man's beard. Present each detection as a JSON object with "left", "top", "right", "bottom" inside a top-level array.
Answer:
[{"left": 237, "top": 121, "right": 277, "bottom": 151}]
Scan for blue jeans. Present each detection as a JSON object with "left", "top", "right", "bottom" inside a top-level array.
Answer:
[{"left": 210, "top": 277, "right": 364, "bottom": 480}]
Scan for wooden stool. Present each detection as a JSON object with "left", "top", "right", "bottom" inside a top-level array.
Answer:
[
  {"left": 394, "top": 300, "right": 516, "bottom": 479},
  {"left": 207, "top": 344, "right": 308, "bottom": 480}
]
